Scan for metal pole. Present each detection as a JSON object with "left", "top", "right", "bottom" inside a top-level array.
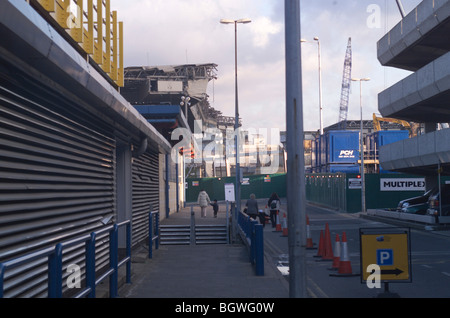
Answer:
[
  {"left": 353, "top": 78, "right": 369, "bottom": 213},
  {"left": 395, "top": 0, "right": 406, "bottom": 18},
  {"left": 221, "top": 18, "right": 250, "bottom": 242},
  {"left": 359, "top": 81, "right": 366, "bottom": 213},
  {"left": 190, "top": 206, "right": 196, "bottom": 245},
  {"left": 316, "top": 39, "right": 323, "bottom": 135},
  {"left": 438, "top": 162, "right": 442, "bottom": 219},
  {"left": 285, "top": 0, "right": 307, "bottom": 298},
  {"left": 234, "top": 21, "right": 241, "bottom": 220}
]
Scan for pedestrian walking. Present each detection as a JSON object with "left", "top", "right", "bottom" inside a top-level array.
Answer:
[
  {"left": 268, "top": 192, "right": 281, "bottom": 228},
  {"left": 197, "top": 189, "right": 211, "bottom": 218},
  {"left": 210, "top": 199, "right": 219, "bottom": 218},
  {"left": 245, "top": 193, "right": 259, "bottom": 220}
]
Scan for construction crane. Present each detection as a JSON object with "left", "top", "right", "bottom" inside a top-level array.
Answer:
[{"left": 338, "top": 38, "right": 352, "bottom": 130}]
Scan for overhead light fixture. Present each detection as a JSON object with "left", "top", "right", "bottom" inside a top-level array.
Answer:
[{"left": 220, "top": 18, "right": 252, "bottom": 24}]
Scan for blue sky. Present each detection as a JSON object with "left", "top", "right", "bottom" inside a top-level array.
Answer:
[{"left": 112, "top": 0, "right": 423, "bottom": 138}]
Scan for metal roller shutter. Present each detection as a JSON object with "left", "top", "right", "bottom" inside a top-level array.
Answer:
[
  {"left": 0, "top": 71, "right": 116, "bottom": 297},
  {"left": 131, "top": 152, "right": 159, "bottom": 247}
]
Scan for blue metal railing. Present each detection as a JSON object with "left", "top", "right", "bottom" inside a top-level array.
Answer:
[
  {"left": 148, "top": 211, "right": 160, "bottom": 259},
  {"left": 237, "top": 210, "right": 264, "bottom": 276},
  {"left": 0, "top": 220, "right": 131, "bottom": 298}
]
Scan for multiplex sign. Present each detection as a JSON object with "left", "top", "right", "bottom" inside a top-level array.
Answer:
[
  {"left": 360, "top": 228, "right": 411, "bottom": 284},
  {"left": 380, "top": 178, "right": 425, "bottom": 191}
]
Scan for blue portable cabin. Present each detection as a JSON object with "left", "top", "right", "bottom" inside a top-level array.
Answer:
[
  {"left": 325, "top": 130, "right": 360, "bottom": 164},
  {"left": 370, "top": 130, "right": 409, "bottom": 173},
  {"left": 372, "top": 130, "right": 409, "bottom": 147},
  {"left": 311, "top": 130, "right": 360, "bottom": 174},
  {"left": 326, "top": 164, "right": 360, "bottom": 174}
]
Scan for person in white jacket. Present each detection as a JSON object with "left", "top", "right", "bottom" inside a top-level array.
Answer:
[{"left": 197, "top": 189, "right": 211, "bottom": 217}]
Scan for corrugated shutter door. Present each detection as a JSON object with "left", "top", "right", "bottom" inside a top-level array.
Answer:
[
  {"left": 0, "top": 77, "right": 116, "bottom": 297},
  {"left": 132, "top": 152, "right": 159, "bottom": 247}
]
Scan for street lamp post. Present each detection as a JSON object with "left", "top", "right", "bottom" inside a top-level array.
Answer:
[
  {"left": 220, "top": 18, "right": 251, "bottom": 241},
  {"left": 300, "top": 37, "right": 323, "bottom": 135},
  {"left": 180, "top": 95, "right": 191, "bottom": 123},
  {"left": 352, "top": 77, "right": 370, "bottom": 213}
]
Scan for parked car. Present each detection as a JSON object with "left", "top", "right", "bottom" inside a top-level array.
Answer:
[
  {"left": 397, "top": 188, "right": 435, "bottom": 214},
  {"left": 426, "top": 184, "right": 450, "bottom": 217}
]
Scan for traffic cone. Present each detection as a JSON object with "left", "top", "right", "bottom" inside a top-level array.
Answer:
[
  {"left": 320, "top": 223, "right": 334, "bottom": 261},
  {"left": 314, "top": 230, "right": 325, "bottom": 258},
  {"left": 329, "top": 234, "right": 340, "bottom": 270},
  {"left": 338, "top": 232, "right": 352, "bottom": 274},
  {"left": 305, "top": 216, "right": 316, "bottom": 249},
  {"left": 330, "top": 231, "right": 359, "bottom": 277},
  {"left": 275, "top": 210, "right": 282, "bottom": 232},
  {"left": 281, "top": 213, "right": 288, "bottom": 237}
]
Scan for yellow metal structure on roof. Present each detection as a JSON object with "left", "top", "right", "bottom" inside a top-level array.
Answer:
[{"left": 31, "top": 0, "right": 124, "bottom": 87}]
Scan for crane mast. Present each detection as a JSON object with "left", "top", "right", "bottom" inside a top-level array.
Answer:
[{"left": 338, "top": 38, "right": 352, "bottom": 130}]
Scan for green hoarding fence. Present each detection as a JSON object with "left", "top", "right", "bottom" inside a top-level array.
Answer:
[
  {"left": 186, "top": 174, "right": 286, "bottom": 204},
  {"left": 187, "top": 173, "right": 440, "bottom": 213},
  {"left": 306, "top": 173, "right": 433, "bottom": 213}
]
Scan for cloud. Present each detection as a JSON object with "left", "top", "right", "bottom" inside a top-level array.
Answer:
[
  {"left": 111, "top": 0, "right": 423, "bottom": 136},
  {"left": 249, "top": 17, "right": 283, "bottom": 48}
]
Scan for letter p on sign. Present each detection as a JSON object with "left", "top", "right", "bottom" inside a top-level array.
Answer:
[{"left": 377, "top": 249, "right": 393, "bottom": 266}]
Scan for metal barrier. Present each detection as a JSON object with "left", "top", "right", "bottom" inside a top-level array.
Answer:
[
  {"left": 237, "top": 210, "right": 264, "bottom": 276},
  {"left": 0, "top": 220, "right": 131, "bottom": 298},
  {"left": 148, "top": 211, "right": 160, "bottom": 259}
]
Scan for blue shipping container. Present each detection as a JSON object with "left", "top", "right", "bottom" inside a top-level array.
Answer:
[
  {"left": 326, "top": 164, "right": 360, "bottom": 174},
  {"left": 313, "top": 131, "right": 360, "bottom": 167},
  {"left": 373, "top": 130, "right": 409, "bottom": 148},
  {"left": 370, "top": 130, "right": 409, "bottom": 174},
  {"left": 326, "top": 130, "right": 360, "bottom": 164}
]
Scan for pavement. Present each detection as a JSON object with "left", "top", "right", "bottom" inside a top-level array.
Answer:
[{"left": 118, "top": 200, "right": 289, "bottom": 298}]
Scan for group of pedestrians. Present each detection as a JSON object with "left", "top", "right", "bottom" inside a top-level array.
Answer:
[
  {"left": 196, "top": 189, "right": 281, "bottom": 228},
  {"left": 244, "top": 192, "right": 280, "bottom": 228},
  {"left": 196, "top": 189, "right": 218, "bottom": 218}
]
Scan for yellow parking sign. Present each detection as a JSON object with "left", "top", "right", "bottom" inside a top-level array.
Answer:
[{"left": 360, "top": 228, "right": 411, "bottom": 283}]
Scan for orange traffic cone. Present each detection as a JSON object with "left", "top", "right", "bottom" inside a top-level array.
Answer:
[
  {"left": 275, "top": 210, "right": 282, "bottom": 232},
  {"left": 338, "top": 232, "right": 352, "bottom": 274},
  {"left": 281, "top": 213, "right": 288, "bottom": 237},
  {"left": 329, "top": 234, "right": 340, "bottom": 270},
  {"left": 305, "top": 216, "right": 316, "bottom": 249},
  {"left": 330, "top": 231, "right": 359, "bottom": 277},
  {"left": 314, "top": 230, "right": 325, "bottom": 258},
  {"left": 320, "top": 223, "right": 334, "bottom": 261}
]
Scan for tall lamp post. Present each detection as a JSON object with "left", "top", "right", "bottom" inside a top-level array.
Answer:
[
  {"left": 180, "top": 95, "right": 191, "bottom": 124},
  {"left": 352, "top": 77, "right": 370, "bottom": 213},
  {"left": 300, "top": 37, "right": 323, "bottom": 135},
  {"left": 220, "top": 18, "right": 251, "bottom": 237}
]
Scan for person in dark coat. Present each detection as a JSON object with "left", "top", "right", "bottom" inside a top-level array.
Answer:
[
  {"left": 268, "top": 192, "right": 280, "bottom": 228},
  {"left": 210, "top": 199, "right": 219, "bottom": 218},
  {"left": 245, "top": 194, "right": 259, "bottom": 220}
]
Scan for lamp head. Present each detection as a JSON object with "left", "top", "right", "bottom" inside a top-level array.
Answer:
[{"left": 220, "top": 19, "right": 234, "bottom": 24}]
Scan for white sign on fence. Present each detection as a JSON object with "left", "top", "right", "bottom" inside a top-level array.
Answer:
[{"left": 224, "top": 183, "right": 235, "bottom": 202}]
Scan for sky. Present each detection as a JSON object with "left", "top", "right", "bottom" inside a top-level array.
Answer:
[{"left": 111, "top": 0, "right": 423, "bottom": 143}]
